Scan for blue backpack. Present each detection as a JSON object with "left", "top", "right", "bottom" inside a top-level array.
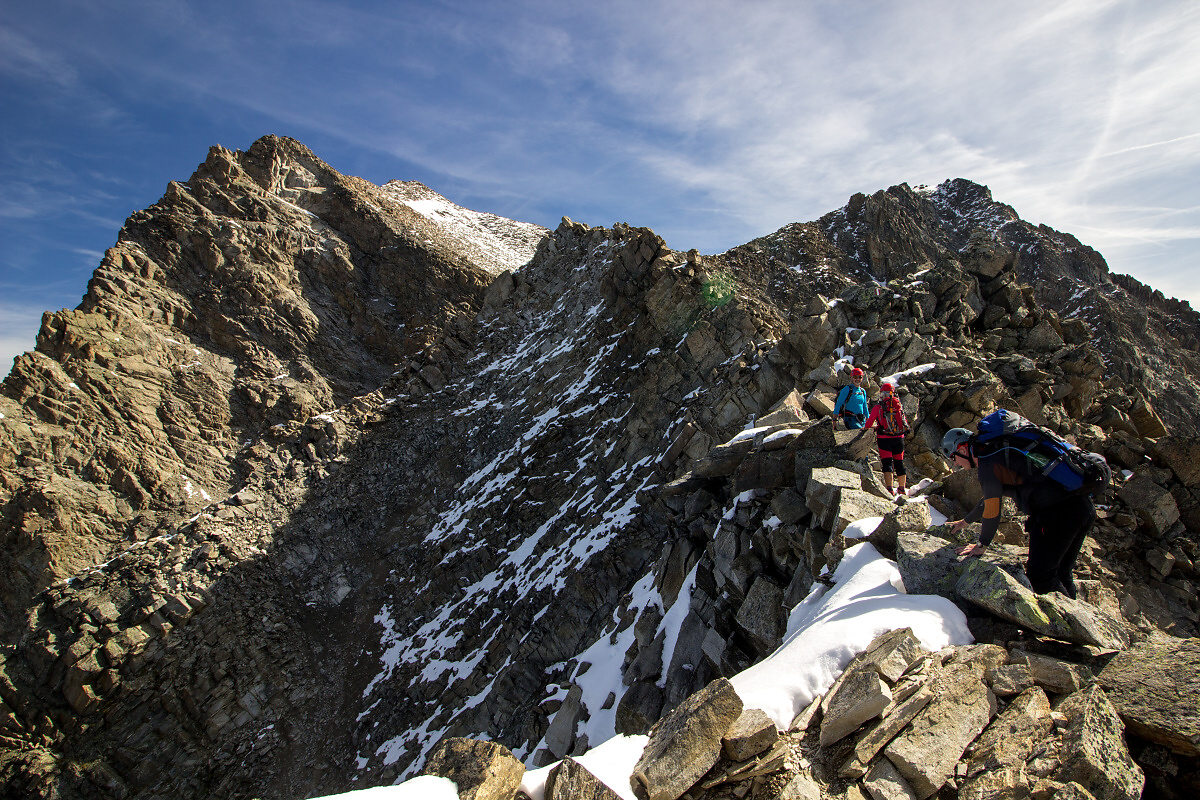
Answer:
[{"left": 973, "top": 409, "right": 1112, "bottom": 499}]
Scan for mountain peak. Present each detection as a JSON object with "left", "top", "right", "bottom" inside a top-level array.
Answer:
[{"left": 2, "top": 137, "right": 1197, "bottom": 799}]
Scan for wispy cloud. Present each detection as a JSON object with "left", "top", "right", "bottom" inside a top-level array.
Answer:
[{"left": 0, "top": 26, "right": 79, "bottom": 86}]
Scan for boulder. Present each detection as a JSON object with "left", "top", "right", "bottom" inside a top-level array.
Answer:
[
  {"left": 420, "top": 737, "right": 525, "bottom": 800},
  {"left": 883, "top": 662, "right": 998, "bottom": 799},
  {"left": 1144, "top": 548, "right": 1175, "bottom": 579},
  {"left": 1127, "top": 395, "right": 1168, "bottom": 440},
  {"left": 955, "top": 559, "right": 1131, "bottom": 649},
  {"left": 847, "top": 684, "right": 933, "bottom": 768},
  {"left": 851, "top": 627, "right": 926, "bottom": 682},
  {"left": 545, "top": 684, "right": 583, "bottom": 758},
  {"left": 966, "top": 686, "right": 1052, "bottom": 776},
  {"left": 733, "top": 448, "right": 795, "bottom": 492},
  {"left": 805, "top": 389, "right": 837, "bottom": 419},
  {"left": 722, "top": 707, "right": 778, "bottom": 762},
  {"left": 985, "top": 663, "right": 1034, "bottom": 697},
  {"left": 957, "top": 767, "right": 1030, "bottom": 800},
  {"left": 1097, "top": 637, "right": 1200, "bottom": 757},
  {"left": 734, "top": 577, "right": 786, "bottom": 656},
  {"left": 1152, "top": 436, "right": 1200, "bottom": 487},
  {"left": 867, "top": 504, "right": 933, "bottom": 557},
  {"left": 630, "top": 678, "right": 743, "bottom": 800},
  {"left": 805, "top": 466, "right": 864, "bottom": 530},
  {"left": 829, "top": 489, "right": 900, "bottom": 537},
  {"left": 545, "top": 757, "right": 622, "bottom": 800},
  {"left": 778, "top": 771, "right": 822, "bottom": 800},
  {"left": 863, "top": 756, "right": 920, "bottom": 800},
  {"left": 793, "top": 426, "right": 876, "bottom": 468},
  {"left": 1008, "top": 651, "right": 1094, "bottom": 695},
  {"left": 961, "top": 235, "right": 1012, "bottom": 280},
  {"left": 1056, "top": 686, "right": 1145, "bottom": 800},
  {"left": 945, "top": 643, "right": 1007, "bottom": 673},
  {"left": 895, "top": 532, "right": 963, "bottom": 597},
  {"left": 690, "top": 438, "right": 756, "bottom": 480},
  {"left": 1117, "top": 475, "right": 1180, "bottom": 535},
  {"left": 758, "top": 389, "right": 808, "bottom": 428},
  {"left": 770, "top": 488, "right": 810, "bottom": 525},
  {"left": 616, "top": 682, "right": 664, "bottom": 736},
  {"left": 780, "top": 313, "right": 839, "bottom": 374},
  {"left": 820, "top": 669, "right": 893, "bottom": 747},
  {"left": 1051, "top": 785, "right": 1101, "bottom": 800},
  {"left": 939, "top": 467, "right": 983, "bottom": 513},
  {"left": 1026, "top": 319, "right": 1066, "bottom": 352}
]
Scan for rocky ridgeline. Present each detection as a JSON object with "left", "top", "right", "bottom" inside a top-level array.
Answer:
[
  {"left": 1, "top": 136, "right": 1198, "bottom": 799},
  {"left": 513, "top": 402, "right": 1198, "bottom": 798},
  {"left": 419, "top": 628, "right": 1198, "bottom": 800}
]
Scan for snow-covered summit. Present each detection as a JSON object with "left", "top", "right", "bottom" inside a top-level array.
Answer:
[{"left": 382, "top": 180, "right": 548, "bottom": 275}]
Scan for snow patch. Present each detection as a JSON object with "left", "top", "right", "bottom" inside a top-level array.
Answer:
[{"left": 731, "top": 542, "right": 972, "bottom": 730}]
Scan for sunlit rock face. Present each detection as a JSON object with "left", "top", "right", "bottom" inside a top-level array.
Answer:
[{"left": 1, "top": 137, "right": 1197, "bottom": 799}]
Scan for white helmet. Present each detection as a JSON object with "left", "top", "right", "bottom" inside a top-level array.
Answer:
[{"left": 940, "top": 428, "right": 974, "bottom": 459}]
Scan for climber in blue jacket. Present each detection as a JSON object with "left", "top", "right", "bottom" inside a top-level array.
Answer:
[{"left": 833, "top": 367, "right": 869, "bottom": 429}]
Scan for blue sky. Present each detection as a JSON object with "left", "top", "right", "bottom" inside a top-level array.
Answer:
[{"left": 2, "top": 0, "right": 1198, "bottom": 375}]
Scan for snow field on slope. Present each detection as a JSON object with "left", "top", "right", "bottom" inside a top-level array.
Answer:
[{"left": 359, "top": 237, "right": 666, "bottom": 776}]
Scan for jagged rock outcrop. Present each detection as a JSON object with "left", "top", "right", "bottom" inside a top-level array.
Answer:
[
  {"left": 0, "top": 135, "right": 544, "bottom": 636},
  {"left": 2, "top": 137, "right": 1198, "bottom": 799}
]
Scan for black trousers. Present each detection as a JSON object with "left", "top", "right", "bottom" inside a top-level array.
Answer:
[{"left": 1025, "top": 494, "right": 1095, "bottom": 597}]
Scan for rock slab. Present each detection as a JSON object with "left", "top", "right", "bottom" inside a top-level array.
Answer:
[
  {"left": 421, "top": 737, "right": 525, "bottom": 800},
  {"left": 1056, "top": 685, "right": 1144, "bottom": 800},
  {"left": 955, "top": 559, "right": 1130, "bottom": 649},
  {"left": 630, "top": 678, "right": 743, "bottom": 800},
  {"left": 545, "top": 757, "right": 622, "bottom": 800},
  {"left": 883, "top": 662, "right": 998, "bottom": 799},
  {"left": 1097, "top": 637, "right": 1200, "bottom": 757}
]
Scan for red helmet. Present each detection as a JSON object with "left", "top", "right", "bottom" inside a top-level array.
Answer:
[
  {"left": 880, "top": 381, "right": 896, "bottom": 393},
  {"left": 851, "top": 367, "right": 864, "bottom": 378}
]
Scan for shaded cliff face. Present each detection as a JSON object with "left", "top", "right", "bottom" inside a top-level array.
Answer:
[{"left": 0, "top": 138, "right": 1197, "bottom": 800}]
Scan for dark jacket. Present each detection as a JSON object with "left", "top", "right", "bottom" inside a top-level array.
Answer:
[{"left": 962, "top": 449, "right": 1071, "bottom": 546}]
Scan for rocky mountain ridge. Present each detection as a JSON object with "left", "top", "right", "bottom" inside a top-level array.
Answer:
[{"left": 1, "top": 135, "right": 1197, "bottom": 799}]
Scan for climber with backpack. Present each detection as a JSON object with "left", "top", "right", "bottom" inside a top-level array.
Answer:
[
  {"left": 833, "top": 367, "right": 869, "bottom": 430},
  {"left": 940, "top": 409, "right": 1111, "bottom": 598},
  {"left": 864, "top": 381, "right": 910, "bottom": 498}
]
